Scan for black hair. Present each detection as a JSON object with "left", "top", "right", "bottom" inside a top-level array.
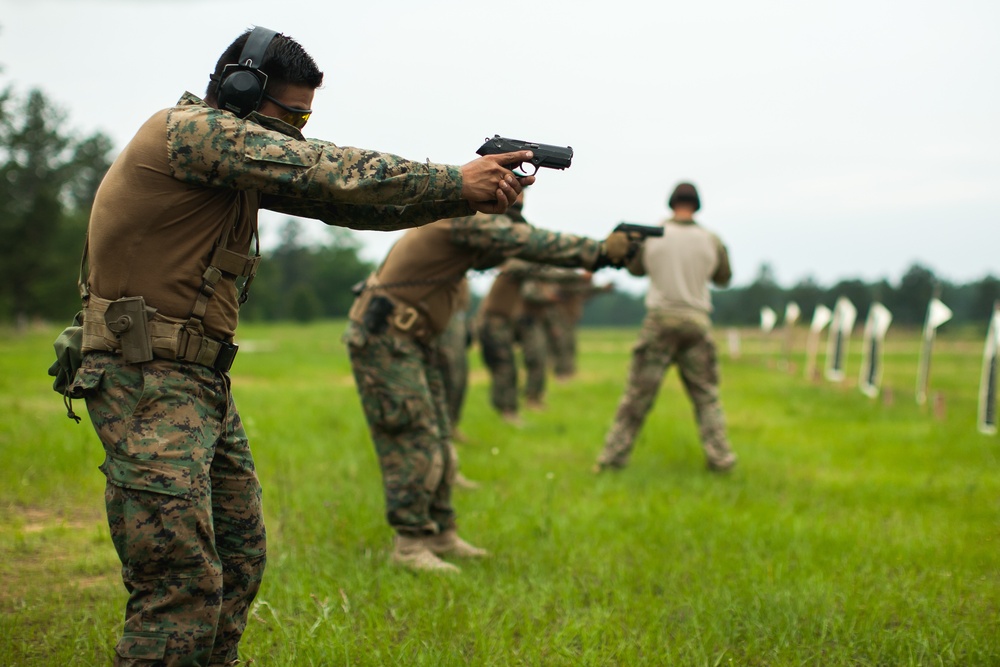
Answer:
[{"left": 205, "top": 28, "right": 324, "bottom": 105}]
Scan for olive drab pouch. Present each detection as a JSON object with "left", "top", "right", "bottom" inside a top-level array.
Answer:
[
  {"left": 47, "top": 311, "right": 85, "bottom": 423},
  {"left": 104, "top": 296, "right": 154, "bottom": 363}
]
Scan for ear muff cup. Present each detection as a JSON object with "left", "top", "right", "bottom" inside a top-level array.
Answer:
[
  {"left": 215, "top": 26, "right": 277, "bottom": 118},
  {"left": 217, "top": 68, "right": 267, "bottom": 117}
]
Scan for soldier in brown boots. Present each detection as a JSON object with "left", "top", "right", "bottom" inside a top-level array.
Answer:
[
  {"left": 345, "top": 192, "right": 642, "bottom": 572},
  {"left": 595, "top": 182, "right": 738, "bottom": 474}
]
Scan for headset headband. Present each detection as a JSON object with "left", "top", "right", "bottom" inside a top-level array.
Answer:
[
  {"left": 216, "top": 26, "right": 279, "bottom": 118},
  {"left": 237, "top": 26, "right": 277, "bottom": 69}
]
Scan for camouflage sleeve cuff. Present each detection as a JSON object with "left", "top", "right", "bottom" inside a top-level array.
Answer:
[
  {"left": 580, "top": 241, "right": 603, "bottom": 271},
  {"left": 427, "top": 162, "right": 465, "bottom": 202},
  {"left": 626, "top": 251, "right": 647, "bottom": 277}
]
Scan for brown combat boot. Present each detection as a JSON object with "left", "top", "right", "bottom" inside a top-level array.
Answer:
[
  {"left": 501, "top": 411, "right": 523, "bottom": 427},
  {"left": 707, "top": 452, "right": 738, "bottom": 473},
  {"left": 453, "top": 471, "right": 481, "bottom": 490},
  {"left": 592, "top": 456, "right": 626, "bottom": 473},
  {"left": 423, "top": 530, "right": 489, "bottom": 558},
  {"left": 525, "top": 398, "right": 547, "bottom": 412},
  {"left": 391, "top": 535, "right": 460, "bottom": 573}
]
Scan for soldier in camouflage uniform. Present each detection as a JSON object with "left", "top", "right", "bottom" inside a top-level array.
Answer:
[
  {"left": 477, "top": 259, "right": 528, "bottom": 424},
  {"left": 344, "top": 195, "right": 638, "bottom": 573},
  {"left": 433, "top": 276, "right": 472, "bottom": 439},
  {"left": 430, "top": 277, "right": 479, "bottom": 488},
  {"left": 549, "top": 272, "right": 612, "bottom": 380},
  {"left": 67, "top": 27, "right": 533, "bottom": 667},
  {"left": 477, "top": 258, "right": 576, "bottom": 422},
  {"left": 595, "top": 182, "right": 738, "bottom": 473},
  {"left": 518, "top": 268, "right": 586, "bottom": 409}
]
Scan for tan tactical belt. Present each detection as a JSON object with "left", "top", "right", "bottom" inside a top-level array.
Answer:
[{"left": 82, "top": 295, "right": 239, "bottom": 372}]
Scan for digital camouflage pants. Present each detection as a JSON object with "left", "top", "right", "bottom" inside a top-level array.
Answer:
[
  {"left": 598, "top": 313, "right": 735, "bottom": 469},
  {"left": 517, "top": 315, "right": 548, "bottom": 402},
  {"left": 345, "top": 323, "right": 458, "bottom": 536},
  {"left": 74, "top": 352, "right": 265, "bottom": 667},
  {"left": 477, "top": 313, "right": 519, "bottom": 414},
  {"left": 434, "top": 308, "right": 470, "bottom": 426},
  {"left": 545, "top": 308, "right": 576, "bottom": 378}
]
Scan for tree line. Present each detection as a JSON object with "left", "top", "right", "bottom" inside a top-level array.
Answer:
[
  {"left": 0, "top": 86, "right": 112, "bottom": 325},
  {"left": 582, "top": 263, "right": 1000, "bottom": 329},
  {"left": 2, "top": 85, "right": 996, "bottom": 330}
]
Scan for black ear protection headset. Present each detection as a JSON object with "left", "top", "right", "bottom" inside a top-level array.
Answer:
[{"left": 215, "top": 26, "right": 278, "bottom": 118}]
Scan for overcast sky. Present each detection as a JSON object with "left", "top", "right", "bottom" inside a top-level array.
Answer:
[{"left": 2, "top": 0, "right": 998, "bottom": 292}]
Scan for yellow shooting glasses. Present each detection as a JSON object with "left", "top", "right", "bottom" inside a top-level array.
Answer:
[{"left": 263, "top": 94, "right": 312, "bottom": 130}]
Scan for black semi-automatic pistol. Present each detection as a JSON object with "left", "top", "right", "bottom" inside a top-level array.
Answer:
[
  {"left": 614, "top": 222, "right": 665, "bottom": 239},
  {"left": 476, "top": 135, "right": 573, "bottom": 175}
]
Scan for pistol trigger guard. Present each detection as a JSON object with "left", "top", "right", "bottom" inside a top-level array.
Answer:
[{"left": 514, "top": 162, "right": 538, "bottom": 177}]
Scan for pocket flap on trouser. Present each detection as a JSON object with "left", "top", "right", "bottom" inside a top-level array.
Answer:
[
  {"left": 67, "top": 366, "right": 104, "bottom": 399},
  {"left": 116, "top": 631, "right": 168, "bottom": 660},
  {"left": 100, "top": 454, "right": 193, "bottom": 498}
]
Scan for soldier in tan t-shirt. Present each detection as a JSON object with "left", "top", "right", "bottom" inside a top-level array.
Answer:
[{"left": 595, "top": 182, "right": 738, "bottom": 473}]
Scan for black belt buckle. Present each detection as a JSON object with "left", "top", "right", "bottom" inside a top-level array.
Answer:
[{"left": 214, "top": 341, "right": 239, "bottom": 372}]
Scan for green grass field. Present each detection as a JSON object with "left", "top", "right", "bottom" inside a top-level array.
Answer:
[{"left": 1, "top": 321, "right": 998, "bottom": 666}]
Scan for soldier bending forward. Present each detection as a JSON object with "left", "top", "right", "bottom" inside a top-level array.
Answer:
[{"left": 345, "top": 194, "right": 637, "bottom": 572}]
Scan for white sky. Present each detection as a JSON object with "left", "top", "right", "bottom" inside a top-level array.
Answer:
[{"left": 2, "top": 0, "right": 998, "bottom": 291}]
